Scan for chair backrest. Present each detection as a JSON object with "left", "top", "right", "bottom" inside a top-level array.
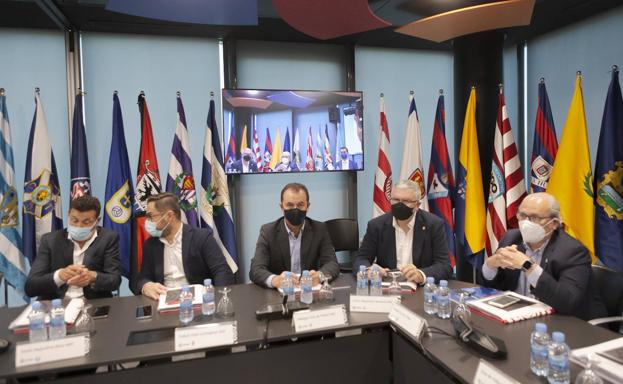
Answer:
[
  {"left": 324, "top": 218, "right": 359, "bottom": 252},
  {"left": 591, "top": 264, "right": 623, "bottom": 317}
]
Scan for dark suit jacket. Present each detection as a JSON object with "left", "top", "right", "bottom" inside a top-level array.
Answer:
[
  {"left": 482, "top": 228, "right": 607, "bottom": 320},
  {"left": 136, "top": 224, "right": 235, "bottom": 293},
  {"left": 249, "top": 217, "right": 340, "bottom": 286},
  {"left": 25, "top": 227, "right": 122, "bottom": 300},
  {"left": 230, "top": 159, "right": 258, "bottom": 173},
  {"left": 274, "top": 162, "right": 300, "bottom": 172},
  {"left": 353, "top": 211, "right": 453, "bottom": 282},
  {"left": 335, "top": 159, "right": 358, "bottom": 170}
]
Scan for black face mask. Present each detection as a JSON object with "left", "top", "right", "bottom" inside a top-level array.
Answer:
[
  {"left": 284, "top": 208, "right": 307, "bottom": 226},
  {"left": 243, "top": 155, "right": 252, "bottom": 161},
  {"left": 391, "top": 203, "right": 414, "bottom": 221}
]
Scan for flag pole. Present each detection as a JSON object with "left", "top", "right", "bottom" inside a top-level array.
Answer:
[
  {"left": 0, "top": 88, "right": 4, "bottom": 96},
  {"left": 439, "top": 89, "right": 443, "bottom": 95},
  {"left": 176, "top": 91, "right": 181, "bottom": 98},
  {"left": 35, "top": 87, "right": 40, "bottom": 95},
  {"left": 210, "top": 91, "right": 214, "bottom": 98},
  {"left": 1, "top": 87, "right": 6, "bottom": 304}
]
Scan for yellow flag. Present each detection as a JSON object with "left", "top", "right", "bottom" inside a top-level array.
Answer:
[
  {"left": 240, "top": 125, "right": 248, "bottom": 153},
  {"left": 547, "top": 75, "right": 595, "bottom": 261},
  {"left": 457, "top": 88, "right": 486, "bottom": 262},
  {"left": 269, "top": 128, "right": 282, "bottom": 169}
]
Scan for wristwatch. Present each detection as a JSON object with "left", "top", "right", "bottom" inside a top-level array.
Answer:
[{"left": 522, "top": 259, "right": 534, "bottom": 271}]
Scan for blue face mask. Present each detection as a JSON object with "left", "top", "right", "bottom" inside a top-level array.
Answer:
[
  {"left": 68, "top": 224, "right": 96, "bottom": 242},
  {"left": 340, "top": 152, "right": 348, "bottom": 160},
  {"left": 144, "top": 215, "right": 169, "bottom": 238}
]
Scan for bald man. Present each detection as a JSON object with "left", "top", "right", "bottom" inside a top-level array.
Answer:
[{"left": 482, "top": 192, "right": 606, "bottom": 320}]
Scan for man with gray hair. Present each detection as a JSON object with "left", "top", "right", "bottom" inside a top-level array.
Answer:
[
  {"left": 482, "top": 192, "right": 606, "bottom": 319},
  {"left": 354, "top": 180, "right": 452, "bottom": 284}
]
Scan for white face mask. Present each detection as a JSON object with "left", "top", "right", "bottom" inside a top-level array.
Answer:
[
  {"left": 282, "top": 158, "right": 290, "bottom": 166},
  {"left": 519, "top": 219, "right": 553, "bottom": 244}
]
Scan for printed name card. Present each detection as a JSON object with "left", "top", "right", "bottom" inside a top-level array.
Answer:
[
  {"left": 388, "top": 303, "right": 427, "bottom": 341},
  {"left": 15, "top": 334, "right": 90, "bottom": 368},
  {"left": 350, "top": 295, "right": 401, "bottom": 313},
  {"left": 175, "top": 321, "right": 238, "bottom": 352},
  {"left": 473, "top": 359, "right": 520, "bottom": 384},
  {"left": 293, "top": 305, "right": 348, "bottom": 333}
]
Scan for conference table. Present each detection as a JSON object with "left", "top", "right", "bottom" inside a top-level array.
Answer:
[{"left": 0, "top": 275, "right": 618, "bottom": 383}]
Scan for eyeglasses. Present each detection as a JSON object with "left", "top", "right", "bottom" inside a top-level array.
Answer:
[
  {"left": 516, "top": 211, "right": 552, "bottom": 223},
  {"left": 390, "top": 198, "right": 419, "bottom": 206}
]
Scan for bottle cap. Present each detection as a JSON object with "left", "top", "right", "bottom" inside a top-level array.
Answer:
[
  {"left": 204, "top": 279, "right": 212, "bottom": 286},
  {"left": 359, "top": 265, "right": 367, "bottom": 272},
  {"left": 302, "top": 270, "right": 310, "bottom": 276},
  {"left": 426, "top": 277, "right": 435, "bottom": 284},
  {"left": 181, "top": 285, "right": 189, "bottom": 292},
  {"left": 439, "top": 280, "right": 448, "bottom": 287},
  {"left": 52, "top": 299, "right": 62, "bottom": 307},
  {"left": 32, "top": 301, "right": 42, "bottom": 311},
  {"left": 552, "top": 332, "right": 565, "bottom": 343},
  {"left": 285, "top": 271, "right": 291, "bottom": 278},
  {"left": 535, "top": 323, "right": 547, "bottom": 333}
]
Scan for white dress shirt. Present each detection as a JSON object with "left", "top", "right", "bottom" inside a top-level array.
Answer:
[
  {"left": 160, "top": 225, "right": 189, "bottom": 288},
  {"left": 392, "top": 214, "right": 426, "bottom": 283},
  {"left": 340, "top": 159, "right": 350, "bottom": 170},
  {"left": 53, "top": 230, "right": 99, "bottom": 299}
]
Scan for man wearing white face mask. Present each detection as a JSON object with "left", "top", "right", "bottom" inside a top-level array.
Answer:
[
  {"left": 482, "top": 192, "right": 606, "bottom": 320},
  {"left": 25, "top": 196, "right": 122, "bottom": 300},
  {"left": 274, "top": 151, "right": 299, "bottom": 172}
]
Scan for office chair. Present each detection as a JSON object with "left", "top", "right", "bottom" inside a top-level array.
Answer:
[
  {"left": 588, "top": 264, "right": 623, "bottom": 333},
  {"left": 324, "top": 218, "right": 359, "bottom": 273}
]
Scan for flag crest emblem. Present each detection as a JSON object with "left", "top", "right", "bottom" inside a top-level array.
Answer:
[
  {"left": 135, "top": 161, "right": 161, "bottom": 211},
  {"left": 408, "top": 168, "right": 426, "bottom": 199},
  {"left": 23, "top": 169, "right": 61, "bottom": 218},
  {"left": 596, "top": 161, "right": 623, "bottom": 220},
  {"left": 172, "top": 172, "right": 197, "bottom": 212},
  {"left": 0, "top": 187, "right": 18, "bottom": 227},
  {"left": 105, "top": 181, "right": 132, "bottom": 224}
]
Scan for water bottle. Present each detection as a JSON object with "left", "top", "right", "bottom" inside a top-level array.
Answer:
[
  {"left": 28, "top": 301, "right": 47, "bottom": 342},
  {"left": 436, "top": 280, "right": 451, "bottom": 319},
  {"left": 300, "top": 270, "right": 313, "bottom": 304},
  {"left": 49, "top": 299, "right": 66, "bottom": 340},
  {"left": 356, "top": 265, "right": 369, "bottom": 295},
  {"left": 530, "top": 322, "right": 551, "bottom": 377},
  {"left": 370, "top": 266, "right": 383, "bottom": 296},
  {"left": 202, "top": 279, "right": 215, "bottom": 316},
  {"left": 423, "top": 277, "right": 437, "bottom": 315},
  {"left": 548, "top": 331, "right": 570, "bottom": 384},
  {"left": 179, "top": 285, "right": 194, "bottom": 325},
  {"left": 282, "top": 272, "right": 295, "bottom": 302}
]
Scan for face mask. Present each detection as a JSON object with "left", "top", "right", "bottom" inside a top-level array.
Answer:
[
  {"left": 68, "top": 224, "right": 96, "bottom": 242},
  {"left": 340, "top": 153, "right": 348, "bottom": 160},
  {"left": 391, "top": 202, "right": 414, "bottom": 221},
  {"left": 284, "top": 208, "right": 306, "bottom": 226},
  {"left": 519, "top": 219, "right": 553, "bottom": 244},
  {"left": 243, "top": 154, "right": 252, "bottom": 161},
  {"left": 282, "top": 158, "right": 290, "bottom": 166},
  {"left": 145, "top": 215, "right": 170, "bottom": 238}
]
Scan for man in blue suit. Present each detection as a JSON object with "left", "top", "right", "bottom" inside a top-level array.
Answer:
[
  {"left": 335, "top": 147, "right": 358, "bottom": 170},
  {"left": 230, "top": 147, "right": 258, "bottom": 173}
]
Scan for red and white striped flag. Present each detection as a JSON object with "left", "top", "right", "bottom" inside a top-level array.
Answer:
[
  {"left": 252, "top": 124, "right": 261, "bottom": 169},
  {"left": 373, "top": 95, "right": 393, "bottom": 218},
  {"left": 486, "top": 88, "right": 527, "bottom": 256}
]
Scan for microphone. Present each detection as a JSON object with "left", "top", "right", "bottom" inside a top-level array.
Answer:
[{"left": 451, "top": 314, "right": 507, "bottom": 359}]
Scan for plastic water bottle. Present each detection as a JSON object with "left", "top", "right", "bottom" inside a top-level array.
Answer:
[
  {"left": 530, "top": 322, "right": 551, "bottom": 377},
  {"left": 370, "top": 266, "right": 383, "bottom": 296},
  {"left": 436, "top": 280, "right": 451, "bottom": 319},
  {"left": 28, "top": 301, "right": 47, "bottom": 342},
  {"left": 356, "top": 265, "right": 369, "bottom": 295},
  {"left": 423, "top": 277, "right": 437, "bottom": 315},
  {"left": 282, "top": 272, "right": 295, "bottom": 302},
  {"left": 202, "top": 279, "right": 215, "bottom": 316},
  {"left": 179, "top": 285, "right": 194, "bottom": 325},
  {"left": 49, "top": 299, "right": 66, "bottom": 340},
  {"left": 548, "top": 331, "right": 570, "bottom": 384},
  {"left": 300, "top": 270, "right": 313, "bottom": 304}
]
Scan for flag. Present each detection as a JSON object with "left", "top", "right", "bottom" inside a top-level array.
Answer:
[
  {"left": 269, "top": 128, "right": 282, "bottom": 169},
  {"left": 240, "top": 125, "right": 248, "bottom": 153},
  {"left": 166, "top": 94, "right": 199, "bottom": 227},
  {"left": 323, "top": 124, "right": 333, "bottom": 167},
  {"left": 531, "top": 81, "right": 558, "bottom": 192},
  {"left": 427, "top": 92, "right": 456, "bottom": 267},
  {"left": 0, "top": 90, "right": 29, "bottom": 301},
  {"left": 225, "top": 124, "right": 236, "bottom": 166},
  {"left": 373, "top": 96, "right": 392, "bottom": 218},
  {"left": 306, "top": 126, "right": 315, "bottom": 171},
  {"left": 199, "top": 99, "right": 238, "bottom": 273},
  {"left": 283, "top": 127, "right": 291, "bottom": 153},
  {"left": 292, "top": 126, "right": 301, "bottom": 168},
  {"left": 455, "top": 88, "right": 486, "bottom": 268},
  {"left": 315, "top": 127, "right": 323, "bottom": 161},
  {"left": 486, "top": 88, "right": 527, "bottom": 256},
  {"left": 399, "top": 93, "right": 428, "bottom": 210},
  {"left": 262, "top": 128, "right": 273, "bottom": 172},
  {"left": 594, "top": 68, "right": 623, "bottom": 271},
  {"left": 252, "top": 124, "right": 261, "bottom": 169},
  {"left": 104, "top": 92, "right": 135, "bottom": 277},
  {"left": 22, "top": 90, "right": 63, "bottom": 263},
  {"left": 548, "top": 74, "right": 595, "bottom": 261},
  {"left": 69, "top": 93, "right": 91, "bottom": 199},
  {"left": 134, "top": 92, "right": 162, "bottom": 273},
  {"left": 335, "top": 116, "right": 346, "bottom": 162}
]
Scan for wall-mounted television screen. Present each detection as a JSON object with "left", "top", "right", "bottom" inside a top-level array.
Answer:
[{"left": 222, "top": 89, "right": 363, "bottom": 174}]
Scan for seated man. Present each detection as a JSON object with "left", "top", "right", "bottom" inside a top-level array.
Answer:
[
  {"left": 230, "top": 147, "right": 258, "bottom": 173},
  {"left": 137, "top": 192, "right": 235, "bottom": 299},
  {"left": 335, "top": 147, "right": 358, "bottom": 170},
  {"left": 274, "top": 151, "right": 299, "bottom": 172},
  {"left": 25, "top": 195, "right": 122, "bottom": 300},
  {"left": 354, "top": 180, "right": 452, "bottom": 284},
  {"left": 482, "top": 192, "right": 606, "bottom": 320},
  {"left": 250, "top": 183, "right": 339, "bottom": 288}
]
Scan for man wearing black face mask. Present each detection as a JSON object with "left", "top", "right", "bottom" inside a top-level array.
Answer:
[
  {"left": 354, "top": 180, "right": 452, "bottom": 284},
  {"left": 250, "top": 183, "right": 339, "bottom": 288},
  {"left": 230, "top": 147, "right": 258, "bottom": 173}
]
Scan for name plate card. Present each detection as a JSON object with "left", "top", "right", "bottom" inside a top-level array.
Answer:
[
  {"left": 293, "top": 305, "right": 348, "bottom": 333},
  {"left": 175, "top": 321, "right": 238, "bottom": 352},
  {"left": 15, "top": 334, "right": 90, "bottom": 368},
  {"left": 473, "top": 359, "right": 520, "bottom": 384},
  {"left": 388, "top": 303, "right": 427, "bottom": 341},
  {"left": 350, "top": 295, "right": 401, "bottom": 313}
]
